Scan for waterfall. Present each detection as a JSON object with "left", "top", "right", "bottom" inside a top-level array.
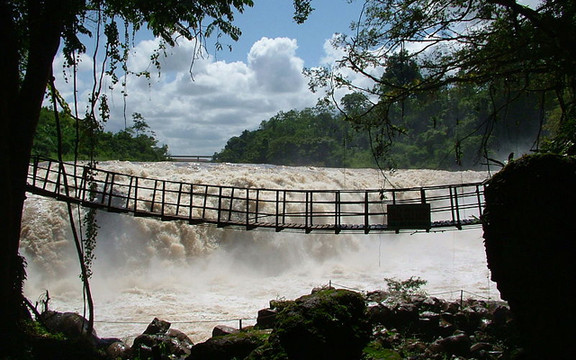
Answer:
[{"left": 21, "top": 161, "right": 494, "bottom": 342}]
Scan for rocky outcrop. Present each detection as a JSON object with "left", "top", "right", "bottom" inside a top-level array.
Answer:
[
  {"left": 365, "top": 292, "right": 518, "bottom": 359},
  {"left": 187, "top": 330, "right": 268, "bottom": 360},
  {"left": 132, "top": 317, "right": 194, "bottom": 359},
  {"left": 248, "top": 287, "right": 371, "bottom": 360},
  {"left": 35, "top": 311, "right": 127, "bottom": 359},
  {"left": 39, "top": 310, "right": 98, "bottom": 345},
  {"left": 183, "top": 289, "right": 522, "bottom": 360},
  {"left": 32, "top": 290, "right": 525, "bottom": 359},
  {"left": 483, "top": 154, "right": 576, "bottom": 359}
]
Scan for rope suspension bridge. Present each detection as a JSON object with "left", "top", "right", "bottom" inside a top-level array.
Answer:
[{"left": 26, "top": 157, "right": 487, "bottom": 234}]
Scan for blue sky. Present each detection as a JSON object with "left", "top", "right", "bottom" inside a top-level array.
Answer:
[
  {"left": 53, "top": 0, "right": 368, "bottom": 156},
  {"left": 216, "top": 0, "right": 365, "bottom": 66}
]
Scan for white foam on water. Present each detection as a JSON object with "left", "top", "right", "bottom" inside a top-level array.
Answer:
[{"left": 21, "top": 162, "right": 494, "bottom": 343}]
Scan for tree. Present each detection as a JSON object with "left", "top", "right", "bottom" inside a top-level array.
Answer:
[
  {"left": 307, "top": 0, "right": 576, "bottom": 163},
  {"left": 0, "top": 0, "right": 312, "bottom": 353}
]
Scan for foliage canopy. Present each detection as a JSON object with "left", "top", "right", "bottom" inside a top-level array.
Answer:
[
  {"left": 214, "top": 86, "right": 541, "bottom": 170},
  {"left": 307, "top": 0, "right": 576, "bottom": 163},
  {"left": 33, "top": 107, "right": 169, "bottom": 161}
]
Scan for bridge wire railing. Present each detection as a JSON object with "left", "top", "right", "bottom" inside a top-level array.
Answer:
[{"left": 27, "top": 156, "right": 487, "bottom": 233}]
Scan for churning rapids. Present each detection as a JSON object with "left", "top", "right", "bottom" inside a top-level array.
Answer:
[{"left": 20, "top": 161, "right": 497, "bottom": 343}]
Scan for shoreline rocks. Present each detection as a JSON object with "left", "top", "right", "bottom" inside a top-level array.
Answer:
[{"left": 35, "top": 288, "right": 523, "bottom": 359}]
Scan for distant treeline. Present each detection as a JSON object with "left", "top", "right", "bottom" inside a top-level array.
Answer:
[
  {"left": 213, "top": 87, "right": 545, "bottom": 170},
  {"left": 32, "top": 107, "right": 169, "bottom": 161}
]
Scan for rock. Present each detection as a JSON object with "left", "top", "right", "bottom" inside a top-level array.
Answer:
[
  {"left": 470, "top": 341, "right": 492, "bottom": 354},
  {"left": 417, "top": 311, "right": 440, "bottom": 339},
  {"left": 483, "top": 154, "right": 576, "bottom": 359},
  {"left": 443, "top": 301, "right": 461, "bottom": 314},
  {"left": 97, "top": 337, "right": 123, "bottom": 347},
  {"left": 262, "top": 288, "right": 370, "bottom": 360},
  {"left": 256, "top": 308, "right": 277, "bottom": 329},
  {"left": 421, "top": 297, "right": 445, "bottom": 313},
  {"left": 429, "top": 333, "right": 471, "bottom": 357},
  {"left": 491, "top": 305, "right": 512, "bottom": 326},
  {"left": 106, "top": 341, "right": 131, "bottom": 359},
  {"left": 143, "top": 317, "right": 171, "bottom": 335},
  {"left": 367, "top": 304, "right": 394, "bottom": 328},
  {"left": 187, "top": 331, "right": 267, "bottom": 360},
  {"left": 453, "top": 308, "right": 482, "bottom": 334},
  {"left": 167, "top": 328, "right": 194, "bottom": 347},
  {"left": 212, "top": 325, "right": 239, "bottom": 337},
  {"left": 394, "top": 303, "right": 419, "bottom": 331},
  {"left": 366, "top": 290, "right": 388, "bottom": 303},
  {"left": 133, "top": 321, "right": 193, "bottom": 359},
  {"left": 39, "top": 311, "right": 98, "bottom": 344}
]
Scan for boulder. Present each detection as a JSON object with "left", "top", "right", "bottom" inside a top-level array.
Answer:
[
  {"left": 367, "top": 303, "right": 394, "bottom": 328},
  {"left": 453, "top": 307, "right": 482, "bottom": 334},
  {"left": 443, "top": 301, "right": 461, "bottom": 314},
  {"left": 393, "top": 303, "right": 419, "bottom": 331},
  {"left": 212, "top": 325, "right": 239, "bottom": 337},
  {"left": 256, "top": 308, "right": 277, "bottom": 329},
  {"left": 420, "top": 296, "right": 445, "bottom": 313},
  {"left": 470, "top": 341, "right": 493, "bottom": 354},
  {"left": 143, "top": 317, "right": 171, "bottom": 335},
  {"left": 429, "top": 332, "right": 471, "bottom": 357},
  {"left": 39, "top": 311, "right": 98, "bottom": 344},
  {"left": 132, "top": 318, "right": 193, "bottom": 359},
  {"left": 261, "top": 288, "right": 370, "bottom": 360},
  {"left": 167, "top": 328, "right": 194, "bottom": 347},
  {"left": 483, "top": 154, "right": 576, "bottom": 359},
  {"left": 417, "top": 311, "right": 440, "bottom": 339},
  {"left": 491, "top": 305, "right": 512, "bottom": 326},
  {"left": 187, "top": 331, "right": 267, "bottom": 360},
  {"left": 106, "top": 341, "right": 131, "bottom": 359}
]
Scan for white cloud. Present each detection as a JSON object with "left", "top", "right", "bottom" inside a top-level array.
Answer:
[
  {"left": 52, "top": 36, "right": 320, "bottom": 155},
  {"left": 312, "top": 36, "right": 380, "bottom": 105},
  {"left": 248, "top": 37, "right": 305, "bottom": 93},
  {"left": 320, "top": 34, "right": 347, "bottom": 66}
]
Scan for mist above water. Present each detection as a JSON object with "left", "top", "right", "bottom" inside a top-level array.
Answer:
[{"left": 20, "top": 162, "right": 495, "bottom": 342}]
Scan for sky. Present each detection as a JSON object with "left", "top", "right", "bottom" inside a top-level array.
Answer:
[
  {"left": 53, "top": 0, "right": 368, "bottom": 156},
  {"left": 52, "top": 0, "right": 542, "bottom": 156}
]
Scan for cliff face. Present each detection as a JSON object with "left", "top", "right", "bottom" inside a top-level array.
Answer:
[{"left": 483, "top": 154, "right": 576, "bottom": 359}]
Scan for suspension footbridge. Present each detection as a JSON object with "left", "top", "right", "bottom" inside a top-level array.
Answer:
[{"left": 26, "top": 157, "right": 487, "bottom": 234}]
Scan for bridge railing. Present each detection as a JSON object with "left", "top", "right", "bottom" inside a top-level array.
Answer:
[{"left": 26, "top": 157, "right": 487, "bottom": 233}]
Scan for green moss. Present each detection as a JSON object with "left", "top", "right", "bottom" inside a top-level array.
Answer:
[
  {"left": 254, "top": 289, "right": 370, "bottom": 360},
  {"left": 216, "top": 328, "right": 272, "bottom": 342},
  {"left": 20, "top": 320, "right": 66, "bottom": 341},
  {"left": 363, "top": 341, "right": 403, "bottom": 360}
]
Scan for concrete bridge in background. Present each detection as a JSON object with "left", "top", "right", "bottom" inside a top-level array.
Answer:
[
  {"left": 169, "top": 155, "right": 213, "bottom": 162},
  {"left": 26, "top": 157, "right": 487, "bottom": 234}
]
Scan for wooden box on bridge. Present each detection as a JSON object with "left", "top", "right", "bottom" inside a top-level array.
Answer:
[{"left": 387, "top": 203, "right": 431, "bottom": 231}]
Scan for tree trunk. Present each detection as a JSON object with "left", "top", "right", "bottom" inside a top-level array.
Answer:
[{"left": 0, "top": 0, "right": 65, "bottom": 353}]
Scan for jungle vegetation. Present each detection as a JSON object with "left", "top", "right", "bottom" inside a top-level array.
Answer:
[
  {"left": 214, "top": 83, "right": 544, "bottom": 170},
  {"left": 306, "top": 0, "right": 576, "bottom": 168},
  {"left": 32, "top": 107, "right": 169, "bottom": 161}
]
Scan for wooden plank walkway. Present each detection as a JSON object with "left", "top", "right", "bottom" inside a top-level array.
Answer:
[{"left": 25, "top": 157, "right": 487, "bottom": 234}]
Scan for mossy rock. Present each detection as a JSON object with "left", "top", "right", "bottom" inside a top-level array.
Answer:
[{"left": 249, "top": 288, "right": 370, "bottom": 360}]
